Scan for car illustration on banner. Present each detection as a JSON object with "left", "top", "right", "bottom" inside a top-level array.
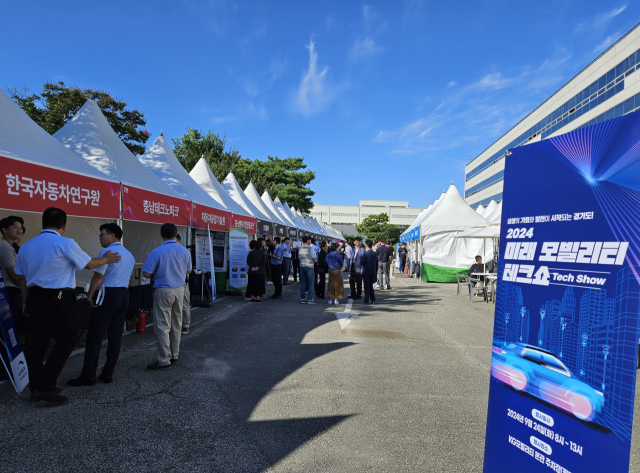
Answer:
[
  {"left": 231, "top": 267, "right": 238, "bottom": 272},
  {"left": 491, "top": 343, "right": 604, "bottom": 421}
]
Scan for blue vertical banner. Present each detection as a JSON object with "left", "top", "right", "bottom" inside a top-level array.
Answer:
[
  {"left": 0, "top": 270, "right": 29, "bottom": 394},
  {"left": 483, "top": 113, "right": 640, "bottom": 472}
]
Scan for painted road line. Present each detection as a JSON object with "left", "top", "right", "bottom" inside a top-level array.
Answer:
[{"left": 336, "top": 298, "right": 359, "bottom": 330}]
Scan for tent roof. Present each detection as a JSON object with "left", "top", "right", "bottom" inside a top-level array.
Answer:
[
  {"left": 54, "top": 99, "right": 181, "bottom": 197},
  {"left": 485, "top": 201, "right": 503, "bottom": 224},
  {"left": 244, "top": 182, "right": 288, "bottom": 226},
  {"left": 419, "top": 184, "right": 488, "bottom": 236},
  {"left": 273, "top": 196, "right": 299, "bottom": 228},
  {"left": 189, "top": 160, "right": 251, "bottom": 216},
  {"left": 263, "top": 193, "right": 293, "bottom": 228},
  {"left": 453, "top": 225, "right": 500, "bottom": 239},
  {"left": 0, "top": 89, "right": 114, "bottom": 181},
  {"left": 282, "top": 203, "right": 311, "bottom": 232},
  {"left": 476, "top": 204, "right": 485, "bottom": 214},
  {"left": 480, "top": 199, "right": 497, "bottom": 217},
  {"left": 139, "top": 134, "right": 226, "bottom": 210},
  {"left": 220, "top": 172, "right": 272, "bottom": 221}
]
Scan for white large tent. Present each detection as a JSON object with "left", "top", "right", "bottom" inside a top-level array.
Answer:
[
  {"left": 419, "top": 183, "right": 491, "bottom": 282},
  {"left": 54, "top": 99, "right": 190, "bottom": 263},
  {"left": 480, "top": 199, "right": 497, "bottom": 218},
  {"left": 273, "top": 196, "right": 298, "bottom": 230},
  {"left": 0, "top": 89, "right": 120, "bottom": 286},
  {"left": 221, "top": 171, "right": 274, "bottom": 235},
  {"left": 244, "top": 182, "right": 287, "bottom": 236},
  {"left": 190, "top": 159, "right": 253, "bottom": 220},
  {"left": 261, "top": 191, "right": 292, "bottom": 239}
]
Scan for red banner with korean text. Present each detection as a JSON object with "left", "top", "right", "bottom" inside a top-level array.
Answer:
[
  {"left": 191, "top": 202, "right": 229, "bottom": 231},
  {"left": 0, "top": 155, "right": 120, "bottom": 219},
  {"left": 230, "top": 213, "right": 256, "bottom": 234},
  {"left": 122, "top": 184, "right": 191, "bottom": 226}
]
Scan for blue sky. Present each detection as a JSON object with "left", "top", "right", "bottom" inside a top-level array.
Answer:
[{"left": 2, "top": 1, "right": 638, "bottom": 208}]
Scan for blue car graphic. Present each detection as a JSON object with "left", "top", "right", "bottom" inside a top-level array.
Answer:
[{"left": 491, "top": 343, "right": 604, "bottom": 421}]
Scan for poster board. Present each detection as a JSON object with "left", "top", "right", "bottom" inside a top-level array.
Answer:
[
  {"left": 229, "top": 228, "right": 248, "bottom": 291},
  {"left": 0, "top": 270, "right": 28, "bottom": 394},
  {"left": 483, "top": 113, "right": 640, "bottom": 473},
  {"left": 195, "top": 229, "right": 225, "bottom": 272}
]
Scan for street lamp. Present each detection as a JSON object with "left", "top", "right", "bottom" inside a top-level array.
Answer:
[
  {"left": 519, "top": 306, "right": 526, "bottom": 342},
  {"left": 560, "top": 317, "right": 566, "bottom": 358},
  {"left": 538, "top": 309, "right": 546, "bottom": 346},
  {"left": 602, "top": 345, "right": 610, "bottom": 391},
  {"left": 580, "top": 333, "right": 588, "bottom": 377},
  {"left": 504, "top": 312, "right": 510, "bottom": 347}
]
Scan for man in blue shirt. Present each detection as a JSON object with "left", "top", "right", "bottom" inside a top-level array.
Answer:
[
  {"left": 269, "top": 237, "right": 283, "bottom": 299},
  {"left": 281, "top": 237, "right": 292, "bottom": 286},
  {"left": 15, "top": 207, "right": 121, "bottom": 405},
  {"left": 67, "top": 223, "right": 135, "bottom": 387},
  {"left": 142, "top": 223, "right": 192, "bottom": 370},
  {"left": 349, "top": 237, "right": 365, "bottom": 299},
  {"left": 360, "top": 240, "right": 378, "bottom": 305}
]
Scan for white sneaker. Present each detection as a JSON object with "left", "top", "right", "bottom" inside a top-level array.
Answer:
[
  {"left": 376, "top": 285, "right": 380, "bottom": 288},
  {"left": 328, "top": 300, "right": 333, "bottom": 305},
  {"left": 334, "top": 300, "right": 339, "bottom": 305}
]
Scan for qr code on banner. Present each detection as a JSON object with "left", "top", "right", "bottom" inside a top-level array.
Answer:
[
  {"left": 143, "top": 200, "right": 179, "bottom": 217},
  {"left": 6, "top": 174, "right": 100, "bottom": 206}
]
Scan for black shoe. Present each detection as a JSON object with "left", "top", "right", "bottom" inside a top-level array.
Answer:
[
  {"left": 353, "top": 295, "right": 362, "bottom": 300},
  {"left": 170, "top": 358, "right": 178, "bottom": 364},
  {"left": 98, "top": 374, "right": 113, "bottom": 384},
  {"left": 181, "top": 328, "right": 189, "bottom": 334},
  {"left": 146, "top": 361, "right": 172, "bottom": 370},
  {"left": 67, "top": 377, "right": 96, "bottom": 387},
  {"left": 31, "top": 390, "right": 69, "bottom": 405}
]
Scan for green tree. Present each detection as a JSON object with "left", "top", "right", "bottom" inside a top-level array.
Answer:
[
  {"left": 8, "top": 82, "right": 149, "bottom": 155},
  {"left": 172, "top": 127, "right": 242, "bottom": 178},
  {"left": 172, "top": 127, "right": 316, "bottom": 212},
  {"left": 341, "top": 232, "right": 364, "bottom": 246},
  {"left": 355, "top": 213, "right": 403, "bottom": 245}
]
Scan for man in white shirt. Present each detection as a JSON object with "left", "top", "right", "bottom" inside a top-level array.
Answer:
[{"left": 15, "top": 208, "right": 121, "bottom": 404}]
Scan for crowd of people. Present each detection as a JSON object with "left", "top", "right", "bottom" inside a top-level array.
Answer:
[
  {"left": 0, "top": 207, "right": 407, "bottom": 405},
  {"left": 246, "top": 236, "right": 401, "bottom": 306}
]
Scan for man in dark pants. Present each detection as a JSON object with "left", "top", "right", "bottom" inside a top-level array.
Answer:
[
  {"left": 291, "top": 244, "right": 300, "bottom": 283},
  {"left": 349, "top": 237, "right": 365, "bottom": 299},
  {"left": 15, "top": 208, "right": 121, "bottom": 404},
  {"left": 281, "top": 237, "right": 292, "bottom": 285},
  {"left": 269, "top": 237, "right": 283, "bottom": 299},
  {"left": 315, "top": 241, "right": 327, "bottom": 299},
  {"left": 360, "top": 239, "right": 378, "bottom": 305},
  {"left": 398, "top": 243, "right": 408, "bottom": 274},
  {"left": 68, "top": 223, "right": 135, "bottom": 386}
]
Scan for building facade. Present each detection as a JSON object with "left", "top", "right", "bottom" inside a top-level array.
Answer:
[
  {"left": 310, "top": 200, "right": 424, "bottom": 235},
  {"left": 465, "top": 23, "right": 640, "bottom": 207}
]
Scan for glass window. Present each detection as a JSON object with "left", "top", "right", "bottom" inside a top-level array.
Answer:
[
  {"left": 614, "top": 103, "right": 624, "bottom": 117},
  {"left": 624, "top": 97, "right": 634, "bottom": 114}
]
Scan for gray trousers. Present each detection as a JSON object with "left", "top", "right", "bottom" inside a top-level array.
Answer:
[
  {"left": 181, "top": 284, "right": 191, "bottom": 330},
  {"left": 377, "top": 262, "right": 389, "bottom": 288},
  {"left": 153, "top": 286, "right": 184, "bottom": 366}
]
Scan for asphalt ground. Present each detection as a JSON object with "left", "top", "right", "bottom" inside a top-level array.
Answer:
[{"left": 2, "top": 273, "right": 640, "bottom": 472}]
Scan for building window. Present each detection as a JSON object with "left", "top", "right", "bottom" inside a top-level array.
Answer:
[
  {"left": 391, "top": 215, "right": 420, "bottom": 218},
  {"left": 331, "top": 213, "right": 358, "bottom": 217}
]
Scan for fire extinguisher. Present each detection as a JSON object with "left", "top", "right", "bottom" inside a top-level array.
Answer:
[{"left": 136, "top": 311, "right": 146, "bottom": 334}]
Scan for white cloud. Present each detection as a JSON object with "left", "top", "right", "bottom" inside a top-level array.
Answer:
[
  {"left": 242, "top": 78, "right": 258, "bottom": 98},
  {"left": 594, "top": 31, "right": 623, "bottom": 53},
  {"left": 293, "top": 39, "right": 333, "bottom": 115},
  {"left": 350, "top": 37, "right": 383, "bottom": 60},
  {"left": 209, "top": 101, "right": 267, "bottom": 124},
  {"left": 574, "top": 5, "right": 627, "bottom": 33},
  {"left": 372, "top": 49, "right": 576, "bottom": 157},
  {"left": 269, "top": 57, "right": 288, "bottom": 83}
]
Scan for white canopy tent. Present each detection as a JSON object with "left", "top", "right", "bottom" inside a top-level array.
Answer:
[
  {"left": 476, "top": 204, "right": 485, "bottom": 215},
  {"left": 244, "top": 182, "right": 287, "bottom": 236},
  {"left": 480, "top": 199, "right": 497, "bottom": 218},
  {"left": 484, "top": 201, "right": 503, "bottom": 224},
  {"left": 273, "top": 196, "right": 298, "bottom": 230},
  {"left": 419, "top": 183, "right": 491, "bottom": 282},
  {"left": 0, "top": 89, "right": 120, "bottom": 287},
  {"left": 261, "top": 191, "right": 292, "bottom": 239},
  {"left": 54, "top": 99, "right": 190, "bottom": 263},
  {"left": 190, "top": 160, "right": 252, "bottom": 219},
  {"left": 221, "top": 171, "right": 274, "bottom": 236}
]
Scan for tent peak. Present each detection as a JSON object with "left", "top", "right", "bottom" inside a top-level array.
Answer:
[{"left": 159, "top": 130, "right": 164, "bottom": 136}]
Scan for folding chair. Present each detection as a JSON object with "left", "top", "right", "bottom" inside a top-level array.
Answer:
[
  {"left": 467, "top": 276, "right": 487, "bottom": 302},
  {"left": 455, "top": 273, "right": 471, "bottom": 296}
]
